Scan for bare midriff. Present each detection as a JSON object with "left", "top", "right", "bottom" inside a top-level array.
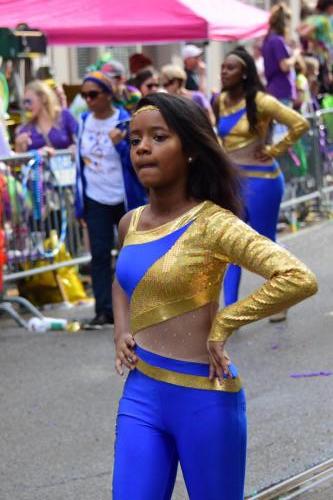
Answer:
[
  {"left": 227, "top": 139, "right": 274, "bottom": 166},
  {"left": 135, "top": 302, "right": 219, "bottom": 363}
]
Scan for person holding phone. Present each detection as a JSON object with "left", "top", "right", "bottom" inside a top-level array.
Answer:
[{"left": 75, "top": 71, "right": 146, "bottom": 329}]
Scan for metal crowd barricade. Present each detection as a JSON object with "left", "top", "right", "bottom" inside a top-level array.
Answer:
[
  {"left": 279, "top": 107, "right": 333, "bottom": 229},
  {"left": 0, "top": 150, "right": 90, "bottom": 326}
]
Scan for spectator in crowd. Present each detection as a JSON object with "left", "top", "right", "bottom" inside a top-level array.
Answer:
[
  {"left": 252, "top": 40, "right": 266, "bottom": 86},
  {"left": 101, "top": 60, "right": 141, "bottom": 114},
  {"left": 215, "top": 47, "right": 309, "bottom": 321},
  {"left": 15, "top": 80, "right": 77, "bottom": 152},
  {"left": 129, "top": 53, "right": 153, "bottom": 77},
  {"left": 133, "top": 69, "right": 160, "bottom": 97},
  {"left": 182, "top": 44, "right": 206, "bottom": 94},
  {"left": 161, "top": 64, "right": 215, "bottom": 125},
  {"left": 75, "top": 71, "right": 146, "bottom": 329},
  {"left": 35, "top": 66, "right": 68, "bottom": 108},
  {"left": 305, "top": 56, "right": 321, "bottom": 110},
  {"left": 262, "top": 2, "right": 298, "bottom": 105},
  {"left": 294, "top": 55, "right": 313, "bottom": 114},
  {"left": 298, "top": 0, "right": 333, "bottom": 93}
]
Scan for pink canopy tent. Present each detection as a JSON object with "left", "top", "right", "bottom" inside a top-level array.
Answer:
[{"left": 0, "top": 0, "right": 268, "bottom": 45}]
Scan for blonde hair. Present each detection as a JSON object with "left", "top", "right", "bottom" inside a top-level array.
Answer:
[
  {"left": 160, "top": 65, "right": 186, "bottom": 86},
  {"left": 25, "top": 79, "right": 60, "bottom": 122}
]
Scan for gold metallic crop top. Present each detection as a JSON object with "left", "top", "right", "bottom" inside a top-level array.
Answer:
[
  {"left": 218, "top": 91, "right": 310, "bottom": 157},
  {"left": 116, "top": 201, "right": 318, "bottom": 342}
]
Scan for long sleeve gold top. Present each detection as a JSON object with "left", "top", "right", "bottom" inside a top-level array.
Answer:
[
  {"left": 217, "top": 91, "right": 310, "bottom": 157},
  {"left": 115, "top": 201, "right": 318, "bottom": 342}
]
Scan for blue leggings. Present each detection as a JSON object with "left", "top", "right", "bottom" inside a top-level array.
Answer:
[
  {"left": 224, "top": 167, "right": 285, "bottom": 306},
  {"left": 113, "top": 346, "right": 247, "bottom": 500}
]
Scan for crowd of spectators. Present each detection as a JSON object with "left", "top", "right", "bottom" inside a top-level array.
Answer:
[{"left": 0, "top": 0, "right": 332, "bottom": 326}]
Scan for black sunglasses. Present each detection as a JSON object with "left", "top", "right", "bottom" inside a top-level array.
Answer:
[
  {"left": 146, "top": 83, "right": 159, "bottom": 89},
  {"left": 80, "top": 90, "right": 105, "bottom": 100}
]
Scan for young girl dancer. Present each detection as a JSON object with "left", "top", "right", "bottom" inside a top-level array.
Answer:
[
  {"left": 112, "top": 93, "right": 317, "bottom": 499},
  {"left": 216, "top": 47, "right": 309, "bottom": 314}
]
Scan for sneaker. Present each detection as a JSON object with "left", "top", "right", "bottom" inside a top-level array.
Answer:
[
  {"left": 269, "top": 310, "right": 288, "bottom": 323},
  {"left": 83, "top": 313, "right": 114, "bottom": 330}
]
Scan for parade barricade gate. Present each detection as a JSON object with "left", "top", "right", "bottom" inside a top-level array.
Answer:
[
  {"left": 279, "top": 107, "right": 333, "bottom": 229},
  {"left": 0, "top": 150, "right": 90, "bottom": 326},
  {"left": 0, "top": 109, "right": 332, "bottom": 326}
]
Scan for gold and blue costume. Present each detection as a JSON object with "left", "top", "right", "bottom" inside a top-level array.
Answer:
[
  {"left": 113, "top": 201, "right": 317, "bottom": 500},
  {"left": 217, "top": 91, "right": 310, "bottom": 305}
]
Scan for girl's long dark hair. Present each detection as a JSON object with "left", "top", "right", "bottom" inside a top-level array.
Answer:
[
  {"left": 227, "top": 46, "right": 265, "bottom": 133},
  {"left": 133, "top": 93, "right": 241, "bottom": 215}
]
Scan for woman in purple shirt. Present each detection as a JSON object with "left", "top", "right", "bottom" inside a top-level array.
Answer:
[
  {"left": 262, "top": 3, "right": 298, "bottom": 104},
  {"left": 15, "top": 80, "right": 78, "bottom": 152}
]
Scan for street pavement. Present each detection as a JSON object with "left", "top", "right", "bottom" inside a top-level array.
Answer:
[{"left": 0, "top": 220, "right": 332, "bottom": 500}]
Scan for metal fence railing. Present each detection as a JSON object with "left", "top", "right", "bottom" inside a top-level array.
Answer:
[
  {"left": 0, "top": 150, "right": 90, "bottom": 326},
  {"left": 279, "top": 108, "right": 333, "bottom": 228}
]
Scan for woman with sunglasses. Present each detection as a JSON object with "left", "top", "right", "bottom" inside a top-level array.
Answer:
[
  {"left": 75, "top": 71, "right": 146, "bottom": 329},
  {"left": 133, "top": 69, "right": 160, "bottom": 97},
  {"left": 111, "top": 93, "right": 317, "bottom": 499},
  {"left": 161, "top": 64, "right": 215, "bottom": 126},
  {"left": 15, "top": 79, "right": 78, "bottom": 153},
  {"left": 215, "top": 47, "right": 309, "bottom": 320}
]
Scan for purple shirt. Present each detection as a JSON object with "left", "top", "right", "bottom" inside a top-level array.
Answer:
[
  {"left": 262, "top": 33, "right": 296, "bottom": 101},
  {"left": 191, "top": 91, "right": 210, "bottom": 110},
  {"left": 17, "top": 109, "right": 78, "bottom": 150}
]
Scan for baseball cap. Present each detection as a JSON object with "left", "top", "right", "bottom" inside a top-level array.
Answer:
[
  {"left": 101, "top": 60, "right": 125, "bottom": 77},
  {"left": 182, "top": 44, "right": 203, "bottom": 60}
]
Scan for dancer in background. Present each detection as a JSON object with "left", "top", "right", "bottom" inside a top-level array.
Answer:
[
  {"left": 216, "top": 47, "right": 309, "bottom": 320},
  {"left": 111, "top": 93, "right": 317, "bottom": 499}
]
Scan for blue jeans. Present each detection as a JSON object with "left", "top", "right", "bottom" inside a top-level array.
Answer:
[{"left": 85, "top": 196, "right": 125, "bottom": 315}]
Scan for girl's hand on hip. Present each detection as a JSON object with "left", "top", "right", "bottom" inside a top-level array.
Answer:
[
  {"left": 254, "top": 145, "right": 273, "bottom": 162},
  {"left": 115, "top": 333, "right": 138, "bottom": 376},
  {"left": 207, "top": 340, "right": 232, "bottom": 384}
]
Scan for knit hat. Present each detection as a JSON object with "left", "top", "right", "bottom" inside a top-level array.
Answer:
[{"left": 83, "top": 71, "right": 113, "bottom": 93}]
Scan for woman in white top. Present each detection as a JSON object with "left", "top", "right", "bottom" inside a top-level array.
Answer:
[{"left": 75, "top": 70, "right": 146, "bottom": 329}]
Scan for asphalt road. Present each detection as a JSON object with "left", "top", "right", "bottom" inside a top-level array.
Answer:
[{"left": 0, "top": 220, "right": 332, "bottom": 500}]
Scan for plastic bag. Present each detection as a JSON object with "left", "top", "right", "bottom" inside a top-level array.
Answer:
[{"left": 18, "top": 231, "right": 87, "bottom": 305}]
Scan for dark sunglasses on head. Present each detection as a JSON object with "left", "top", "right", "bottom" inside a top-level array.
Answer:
[
  {"left": 80, "top": 90, "right": 105, "bottom": 100},
  {"left": 23, "top": 98, "right": 33, "bottom": 106},
  {"left": 146, "top": 83, "right": 159, "bottom": 89}
]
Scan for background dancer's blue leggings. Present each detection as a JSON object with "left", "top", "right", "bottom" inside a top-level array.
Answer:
[
  {"left": 113, "top": 346, "right": 247, "bottom": 500},
  {"left": 224, "top": 165, "right": 285, "bottom": 306}
]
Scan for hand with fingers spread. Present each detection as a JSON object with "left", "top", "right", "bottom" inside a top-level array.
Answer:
[
  {"left": 115, "top": 333, "right": 138, "bottom": 376},
  {"left": 207, "top": 340, "right": 232, "bottom": 384}
]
